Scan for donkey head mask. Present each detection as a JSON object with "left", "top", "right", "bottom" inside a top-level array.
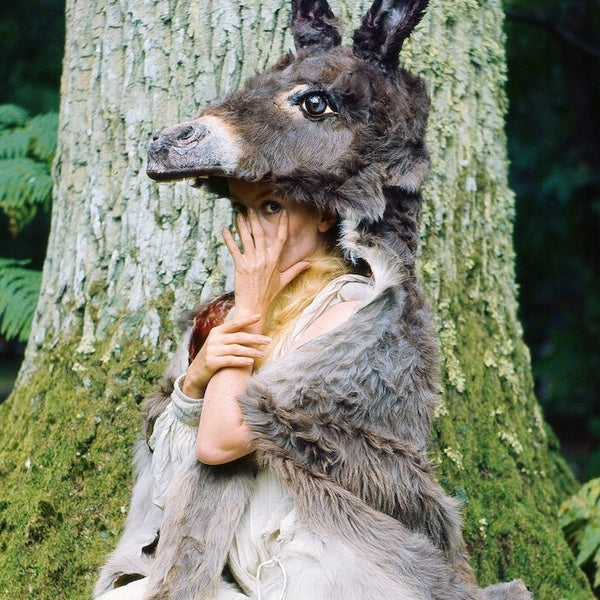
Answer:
[{"left": 147, "top": 0, "right": 430, "bottom": 270}]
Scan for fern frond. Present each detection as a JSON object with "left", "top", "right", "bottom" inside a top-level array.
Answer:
[
  {"left": 0, "top": 258, "right": 42, "bottom": 342},
  {"left": 0, "top": 106, "right": 57, "bottom": 233},
  {"left": 0, "top": 104, "right": 29, "bottom": 130},
  {"left": 0, "top": 128, "right": 32, "bottom": 159},
  {"left": 25, "top": 113, "right": 59, "bottom": 162},
  {"left": 0, "top": 157, "right": 53, "bottom": 209},
  {"left": 560, "top": 478, "right": 600, "bottom": 591}
]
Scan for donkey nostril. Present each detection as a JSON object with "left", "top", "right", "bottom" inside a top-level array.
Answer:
[{"left": 176, "top": 125, "right": 195, "bottom": 141}]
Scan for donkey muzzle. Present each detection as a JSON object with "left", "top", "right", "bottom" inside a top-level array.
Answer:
[{"left": 146, "top": 116, "right": 243, "bottom": 181}]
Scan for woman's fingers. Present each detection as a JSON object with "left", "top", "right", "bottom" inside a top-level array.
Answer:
[
  {"left": 219, "top": 356, "right": 256, "bottom": 368},
  {"left": 222, "top": 227, "right": 242, "bottom": 260},
  {"left": 236, "top": 213, "right": 255, "bottom": 255},
  {"left": 219, "top": 312, "right": 263, "bottom": 332},
  {"left": 218, "top": 344, "right": 265, "bottom": 359},
  {"left": 205, "top": 344, "right": 264, "bottom": 372},
  {"left": 272, "top": 210, "right": 288, "bottom": 256},
  {"left": 219, "top": 332, "right": 272, "bottom": 347},
  {"left": 246, "top": 208, "right": 266, "bottom": 255}
]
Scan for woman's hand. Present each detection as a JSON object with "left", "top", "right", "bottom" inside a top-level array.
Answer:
[
  {"left": 182, "top": 313, "right": 272, "bottom": 398},
  {"left": 222, "top": 208, "right": 310, "bottom": 321}
]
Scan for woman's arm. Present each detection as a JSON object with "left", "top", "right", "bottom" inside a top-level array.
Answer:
[
  {"left": 194, "top": 208, "right": 309, "bottom": 465},
  {"left": 195, "top": 300, "right": 359, "bottom": 465}
]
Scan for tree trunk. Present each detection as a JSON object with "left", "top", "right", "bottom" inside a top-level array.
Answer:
[{"left": 0, "top": 1, "right": 591, "bottom": 598}]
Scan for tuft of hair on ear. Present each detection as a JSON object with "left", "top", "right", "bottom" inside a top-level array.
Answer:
[
  {"left": 353, "top": 0, "right": 429, "bottom": 71},
  {"left": 290, "top": 0, "right": 342, "bottom": 52}
]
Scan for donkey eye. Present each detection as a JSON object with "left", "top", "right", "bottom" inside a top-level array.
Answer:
[{"left": 298, "top": 92, "right": 338, "bottom": 120}]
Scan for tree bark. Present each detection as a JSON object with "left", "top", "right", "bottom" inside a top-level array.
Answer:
[{"left": 0, "top": 0, "right": 591, "bottom": 598}]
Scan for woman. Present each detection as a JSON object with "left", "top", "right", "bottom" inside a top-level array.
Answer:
[{"left": 95, "top": 178, "right": 373, "bottom": 599}]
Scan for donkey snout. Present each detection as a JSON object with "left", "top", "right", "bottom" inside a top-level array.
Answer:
[
  {"left": 150, "top": 122, "right": 208, "bottom": 148},
  {"left": 146, "top": 115, "right": 241, "bottom": 181},
  {"left": 175, "top": 125, "right": 195, "bottom": 141}
]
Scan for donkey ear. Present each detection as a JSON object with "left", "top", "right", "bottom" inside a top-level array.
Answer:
[
  {"left": 291, "top": 0, "right": 342, "bottom": 52},
  {"left": 353, "top": 0, "right": 428, "bottom": 70}
]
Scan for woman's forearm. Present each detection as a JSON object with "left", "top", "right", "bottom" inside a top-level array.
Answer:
[{"left": 195, "top": 363, "right": 255, "bottom": 465}]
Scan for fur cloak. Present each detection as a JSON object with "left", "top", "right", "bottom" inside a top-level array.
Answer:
[{"left": 96, "top": 245, "right": 530, "bottom": 600}]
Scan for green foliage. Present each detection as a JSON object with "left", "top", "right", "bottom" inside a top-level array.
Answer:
[
  {"left": 0, "top": 105, "right": 29, "bottom": 129},
  {"left": 0, "top": 104, "right": 57, "bottom": 343},
  {"left": 0, "top": 105, "right": 57, "bottom": 232},
  {"left": 0, "top": 259, "right": 42, "bottom": 342},
  {"left": 560, "top": 479, "right": 600, "bottom": 592}
]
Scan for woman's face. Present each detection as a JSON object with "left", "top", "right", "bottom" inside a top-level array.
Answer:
[{"left": 228, "top": 179, "right": 335, "bottom": 271}]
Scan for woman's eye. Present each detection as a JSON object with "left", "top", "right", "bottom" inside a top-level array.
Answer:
[
  {"left": 299, "top": 92, "right": 338, "bottom": 120},
  {"left": 262, "top": 200, "right": 282, "bottom": 215}
]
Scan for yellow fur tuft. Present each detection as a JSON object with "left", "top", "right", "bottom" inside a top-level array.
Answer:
[{"left": 256, "top": 250, "right": 351, "bottom": 369}]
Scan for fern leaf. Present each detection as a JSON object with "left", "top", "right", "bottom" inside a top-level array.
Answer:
[
  {"left": 0, "top": 258, "right": 42, "bottom": 342},
  {"left": 25, "top": 113, "right": 59, "bottom": 162},
  {"left": 0, "top": 106, "right": 57, "bottom": 232},
  {"left": 0, "top": 104, "right": 29, "bottom": 130},
  {"left": 0, "top": 157, "right": 53, "bottom": 229},
  {"left": 0, "top": 128, "right": 32, "bottom": 159},
  {"left": 560, "top": 478, "right": 600, "bottom": 589}
]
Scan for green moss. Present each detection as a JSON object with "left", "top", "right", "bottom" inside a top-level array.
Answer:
[
  {"left": 426, "top": 160, "right": 593, "bottom": 598},
  {"left": 432, "top": 305, "right": 591, "bottom": 597},
  {"left": 0, "top": 316, "right": 170, "bottom": 599},
  {"left": 0, "top": 1, "right": 591, "bottom": 597}
]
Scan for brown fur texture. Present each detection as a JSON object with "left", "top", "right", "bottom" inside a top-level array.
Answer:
[{"left": 97, "top": 1, "right": 533, "bottom": 598}]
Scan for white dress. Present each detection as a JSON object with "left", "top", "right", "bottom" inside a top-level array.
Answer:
[{"left": 96, "top": 274, "right": 372, "bottom": 600}]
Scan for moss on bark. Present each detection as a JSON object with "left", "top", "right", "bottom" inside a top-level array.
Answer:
[
  {"left": 0, "top": 320, "right": 168, "bottom": 598},
  {"left": 432, "top": 304, "right": 591, "bottom": 597}
]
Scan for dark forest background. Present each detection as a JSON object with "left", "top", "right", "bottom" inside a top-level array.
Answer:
[{"left": 0, "top": 0, "right": 598, "bottom": 483}]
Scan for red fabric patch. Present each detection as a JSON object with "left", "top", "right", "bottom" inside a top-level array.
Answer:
[{"left": 188, "top": 292, "right": 235, "bottom": 364}]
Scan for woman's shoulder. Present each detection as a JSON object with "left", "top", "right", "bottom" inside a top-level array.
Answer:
[
  {"left": 325, "top": 273, "right": 374, "bottom": 303},
  {"left": 302, "top": 273, "right": 373, "bottom": 317},
  {"left": 292, "top": 300, "right": 358, "bottom": 350},
  {"left": 288, "top": 274, "right": 374, "bottom": 350}
]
